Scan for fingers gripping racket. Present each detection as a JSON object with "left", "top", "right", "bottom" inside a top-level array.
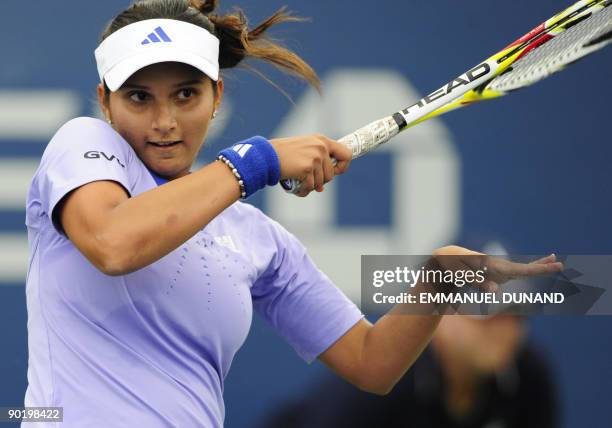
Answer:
[{"left": 281, "top": 0, "right": 612, "bottom": 193}]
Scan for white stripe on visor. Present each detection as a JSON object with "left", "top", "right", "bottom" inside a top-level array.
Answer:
[{"left": 94, "top": 18, "right": 220, "bottom": 91}]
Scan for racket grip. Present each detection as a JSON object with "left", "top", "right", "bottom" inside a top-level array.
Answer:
[
  {"left": 280, "top": 116, "right": 400, "bottom": 194},
  {"left": 280, "top": 158, "right": 338, "bottom": 193}
]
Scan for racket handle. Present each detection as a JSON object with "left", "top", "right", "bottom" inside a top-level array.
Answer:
[{"left": 280, "top": 116, "right": 400, "bottom": 194}]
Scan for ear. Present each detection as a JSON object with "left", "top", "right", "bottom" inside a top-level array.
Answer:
[
  {"left": 213, "top": 78, "right": 224, "bottom": 114},
  {"left": 96, "top": 83, "right": 112, "bottom": 122}
]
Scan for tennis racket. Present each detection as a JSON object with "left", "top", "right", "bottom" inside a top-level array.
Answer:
[{"left": 281, "top": 0, "right": 612, "bottom": 193}]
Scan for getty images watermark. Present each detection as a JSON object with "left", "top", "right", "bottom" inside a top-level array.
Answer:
[{"left": 361, "top": 255, "right": 611, "bottom": 316}]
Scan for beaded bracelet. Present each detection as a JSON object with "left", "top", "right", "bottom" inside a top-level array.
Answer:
[{"left": 217, "top": 154, "right": 247, "bottom": 199}]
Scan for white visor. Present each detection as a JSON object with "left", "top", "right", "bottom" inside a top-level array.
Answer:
[{"left": 95, "top": 18, "right": 219, "bottom": 91}]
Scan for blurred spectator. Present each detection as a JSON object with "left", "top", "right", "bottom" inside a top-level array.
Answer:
[{"left": 259, "top": 311, "right": 558, "bottom": 428}]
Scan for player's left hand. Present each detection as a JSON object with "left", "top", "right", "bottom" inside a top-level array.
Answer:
[{"left": 431, "top": 246, "right": 563, "bottom": 292}]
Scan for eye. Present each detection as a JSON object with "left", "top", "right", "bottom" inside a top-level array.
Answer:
[
  {"left": 177, "top": 88, "right": 196, "bottom": 100},
  {"left": 129, "top": 91, "right": 149, "bottom": 103}
]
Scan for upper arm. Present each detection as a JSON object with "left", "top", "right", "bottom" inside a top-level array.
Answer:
[
  {"left": 56, "top": 180, "right": 130, "bottom": 273},
  {"left": 35, "top": 117, "right": 134, "bottom": 272}
]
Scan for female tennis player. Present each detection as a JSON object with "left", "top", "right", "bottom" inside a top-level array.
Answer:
[{"left": 23, "top": 0, "right": 563, "bottom": 426}]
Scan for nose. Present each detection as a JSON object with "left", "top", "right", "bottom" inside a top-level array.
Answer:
[{"left": 152, "top": 103, "right": 177, "bottom": 135}]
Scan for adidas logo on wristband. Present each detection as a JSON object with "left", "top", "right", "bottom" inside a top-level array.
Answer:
[
  {"left": 218, "top": 136, "right": 279, "bottom": 199},
  {"left": 232, "top": 143, "right": 253, "bottom": 158}
]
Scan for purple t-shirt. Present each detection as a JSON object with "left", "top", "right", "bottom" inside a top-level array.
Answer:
[{"left": 23, "top": 117, "right": 364, "bottom": 427}]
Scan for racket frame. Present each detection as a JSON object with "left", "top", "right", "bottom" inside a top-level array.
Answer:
[{"left": 281, "top": 0, "right": 610, "bottom": 192}]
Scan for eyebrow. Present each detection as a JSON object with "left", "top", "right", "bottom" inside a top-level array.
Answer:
[{"left": 120, "top": 79, "right": 206, "bottom": 90}]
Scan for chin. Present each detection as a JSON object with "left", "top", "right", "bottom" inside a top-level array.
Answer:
[
  {"left": 146, "top": 154, "right": 188, "bottom": 174},
  {"left": 166, "top": 165, "right": 193, "bottom": 180}
]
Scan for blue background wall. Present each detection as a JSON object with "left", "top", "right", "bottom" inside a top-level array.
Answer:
[{"left": 1, "top": 1, "right": 611, "bottom": 427}]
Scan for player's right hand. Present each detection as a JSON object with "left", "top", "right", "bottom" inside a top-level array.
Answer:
[{"left": 270, "top": 134, "right": 352, "bottom": 197}]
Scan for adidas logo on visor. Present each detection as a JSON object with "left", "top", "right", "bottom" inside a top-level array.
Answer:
[{"left": 141, "top": 26, "right": 172, "bottom": 45}]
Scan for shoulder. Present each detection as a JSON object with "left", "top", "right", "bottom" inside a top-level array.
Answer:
[
  {"left": 31, "top": 116, "right": 140, "bottom": 200},
  {"left": 43, "top": 116, "right": 134, "bottom": 161},
  {"left": 59, "top": 116, "right": 108, "bottom": 130},
  {"left": 51, "top": 116, "right": 115, "bottom": 144}
]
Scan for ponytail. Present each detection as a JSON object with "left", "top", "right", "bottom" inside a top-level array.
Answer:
[{"left": 190, "top": 0, "right": 319, "bottom": 90}]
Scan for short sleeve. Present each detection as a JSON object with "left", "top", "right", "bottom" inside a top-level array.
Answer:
[
  {"left": 36, "top": 117, "right": 134, "bottom": 235},
  {"left": 249, "top": 213, "right": 364, "bottom": 363}
]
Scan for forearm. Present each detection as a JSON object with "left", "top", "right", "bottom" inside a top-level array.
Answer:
[
  {"left": 326, "top": 252, "right": 562, "bottom": 395},
  {"left": 100, "top": 161, "right": 240, "bottom": 274},
  {"left": 359, "top": 269, "right": 447, "bottom": 394},
  {"left": 321, "top": 259, "right": 448, "bottom": 395},
  {"left": 360, "top": 308, "right": 442, "bottom": 394}
]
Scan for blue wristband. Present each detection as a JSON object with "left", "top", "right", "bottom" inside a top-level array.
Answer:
[{"left": 217, "top": 136, "right": 280, "bottom": 198}]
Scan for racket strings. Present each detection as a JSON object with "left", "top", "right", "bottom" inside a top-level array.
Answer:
[{"left": 488, "top": 6, "right": 612, "bottom": 92}]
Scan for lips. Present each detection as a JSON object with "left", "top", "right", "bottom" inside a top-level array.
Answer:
[{"left": 148, "top": 140, "right": 182, "bottom": 148}]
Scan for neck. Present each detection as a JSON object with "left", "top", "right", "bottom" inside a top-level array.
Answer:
[
  {"left": 432, "top": 340, "right": 485, "bottom": 420},
  {"left": 147, "top": 167, "right": 192, "bottom": 185}
]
